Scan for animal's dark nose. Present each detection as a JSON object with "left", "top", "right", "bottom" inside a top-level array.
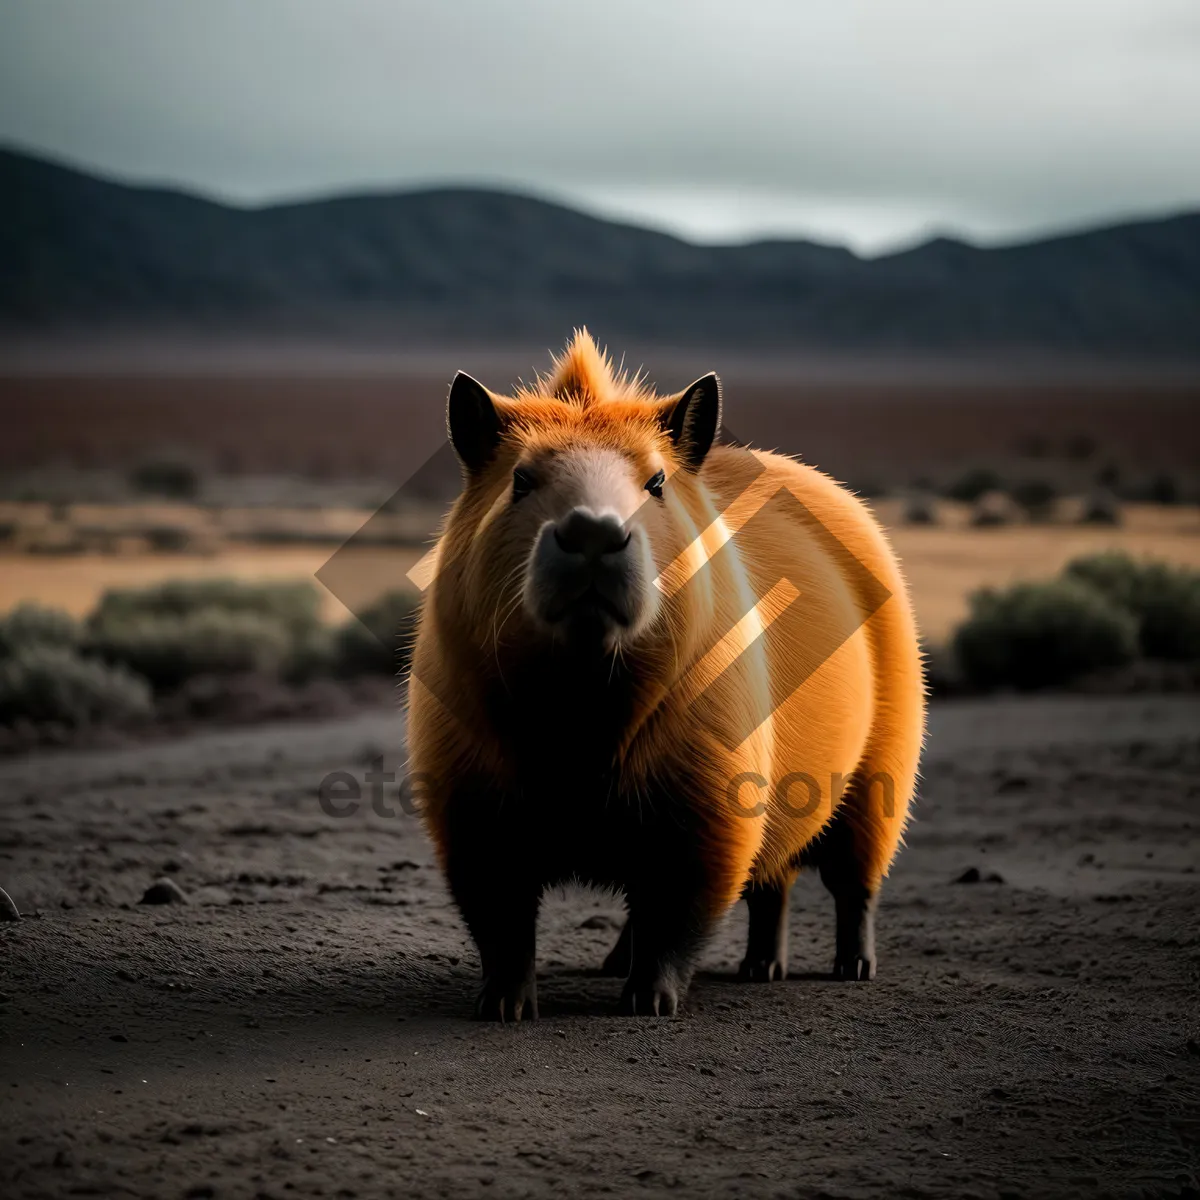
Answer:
[{"left": 553, "top": 507, "right": 630, "bottom": 562}]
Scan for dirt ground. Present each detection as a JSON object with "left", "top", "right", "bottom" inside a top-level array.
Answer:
[{"left": 1, "top": 695, "right": 1198, "bottom": 1199}]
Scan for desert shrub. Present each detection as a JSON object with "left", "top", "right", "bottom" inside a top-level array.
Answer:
[
  {"left": 943, "top": 467, "right": 1003, "bottom": 504},
  {"left": 90, "top": 578, "right": 322, "bottom": 639},
  {"left": 953, "top": 580, "right": 1138, "bottom": 690},
  {"left": 0, "top": 645, "right": 152, "bottom": 727},
  {"left": 234, "top": 528, "right": 341, "bottom": 546},
  {"left": 969, "top": 491, "right": 1020, "bottom": 527},
  {"left": 1063, "top": 551, "right": 1144, "bottom": 608},
  {"left": 903, "top": 494, "right": 938, "bottom": 525},
  {"left": 1009, "top": 479, "right": 1058, "bottom": 520},
  {"left": 335, "top": 589, "right": 422, "bottom": 677},
  {"left": 284, "top": 626, "right": 340, "bottom": 684},
  {"left": 88, "top": 609, "right": 292, "bottom": 690},
  {"left": 1145, "top": 472, "right": 1181, "bottom": 505},
  {"left": 143, "top": 526, "right": 194, "bottom": 553},
  {"left": 1064, "top": 553, "right": 1200, "bottom": 661},
  {"left": 129, "top": 458, "right": 201, "bottom": 500},
  {"left": 921, "top": 640, "right": 964, "bottom": 697},
  {"left": 24, "top": 530, "right": 88, "bottom": 555},
  {"left": 0, "top": 604, "right": 81, "bottom": 658},
  {"left": 1078, "top": 489, "right": 1122, "bottom": 525}
]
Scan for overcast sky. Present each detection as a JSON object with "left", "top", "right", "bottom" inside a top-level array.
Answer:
[{"left": 2, "top": 0, "right": 1199, "bottom": 253}]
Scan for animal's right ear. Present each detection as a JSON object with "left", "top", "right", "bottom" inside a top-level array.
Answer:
[
  {"left": 660, "top": 373, "right": 722, "bottom": 471},
  {"left": 447, "top": 372, "right": 504, "bottom": 474}
]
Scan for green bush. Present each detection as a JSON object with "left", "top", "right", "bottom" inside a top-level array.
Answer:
[
  {"left": 921, "top": 640, "right": 963, "bottom": 697},
  {"left": 0, "top": 645, "right": 152, "bottom": 727},
  {"left": 284, "top": 626, "right": 340, "bottom": 684},
  {"left": 943, "top": 467, "right": 1003, "bottom": 504},
  {"left": 90, "top": 578, "right": 322, "bottom": 639},
  {"left": 1078, "top": 490, "right": 1121, "bottom": 525},
  {"left": 903, "top": 494, "right": 938, "bottom": 525},
  {"left": 335, "top": 589, "right": 422, "bottom": 677},
  {"left": 142, "top": 526, "right": 194, "bottom": 553},
  {"left": 1009, "top": 479, "right": 1057, "bottom": 520},
  {"left": 129, "top": 458, "right": 201, "bottom": 499},
  {"left": 969, "top": 492, "right": 1019, "bottom": 527},
  {"left": 1064, "top": 552, "right": 1200, "bottom": 661},
  {"left": 88, "top": 609, "right": 292, "bottom": 691},
  {"left": 0, "top": 604, "right": 81, "bottom": 658},
  {"left": 1145, "top": 472, "right": 1181, "bottom": 505},
  {"left": 953, "top": 579, "right": 1138, "bottom": 690}
]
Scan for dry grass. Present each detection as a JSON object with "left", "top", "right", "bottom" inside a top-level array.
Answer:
[
  {"left": 1, "top": 502, "right": 1198, "bottom": 643},
  {"left": 0, "top": 545, "right": 428, "bottom": 625}
]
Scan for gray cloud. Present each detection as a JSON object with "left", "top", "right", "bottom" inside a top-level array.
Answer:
[{"left": 2, "top": 0, "right": 1199, "bottom": 251}]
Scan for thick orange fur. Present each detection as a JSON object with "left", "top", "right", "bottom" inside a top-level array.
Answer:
[{"left": 408, "top": 331, "right": 925, "bottom": 1015}]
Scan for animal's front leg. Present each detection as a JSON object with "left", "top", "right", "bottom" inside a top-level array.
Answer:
[
  {"left": 619, "top": 863, "right": 729, "bottom": 1017},
  {"left": 620, "top": 884, "right": 717, "bottom": 1016},
  {"left": 462, "top": 881, "right": 541, "bottom": 1021},
  {"left": 444, "top": 832, "right": 542, "bottom": 1021},
  {"left": 618, "top": 773, "right": 762, "bottom": 1015}
]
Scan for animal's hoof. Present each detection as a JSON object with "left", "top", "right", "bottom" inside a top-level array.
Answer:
[
  {"left": 619, "top": 977, "right": 680, "bottom": 1017},
  {"left": 474, "top": 975, "right": 538, "bottom": 1022},
  {"left": 832, "top": 955, "right": 875, "bottom": 982},
  {"left": 738, "top": 957, "right": 787, "bottom": 982}
]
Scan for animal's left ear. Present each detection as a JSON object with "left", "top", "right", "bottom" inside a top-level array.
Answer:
[
  {"left": 447, "top": 371, "right": 506, "bottom": 475},
  {"left": 660, "top": 373, "right": 721, "bottom": 471}
]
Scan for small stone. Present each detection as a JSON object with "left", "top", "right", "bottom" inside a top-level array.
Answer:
[
  {"left": 954, "top": 867, "right": 982, "bottom": 884},
  {"left": 140, "top": 878, "right": 188, "bottom": 905}
]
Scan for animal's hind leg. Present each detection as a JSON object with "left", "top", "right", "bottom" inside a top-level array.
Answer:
[
  {"left": 805, "top": 809, "right": 878, "bottom": 981},
  {"left": 738, "top": 871, "right": 797, "bottom": 982}
]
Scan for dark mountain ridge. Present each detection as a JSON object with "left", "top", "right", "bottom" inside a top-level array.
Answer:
[{"left": 2, "top": 147, "right": 1198, "bottom": 356}]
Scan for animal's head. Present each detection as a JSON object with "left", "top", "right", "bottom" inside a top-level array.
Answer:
[{"left": 435, "top": 331, "right": 722, "bottom": 662}]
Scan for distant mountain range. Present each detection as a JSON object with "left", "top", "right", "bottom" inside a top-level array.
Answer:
[{"left": 2, "top": 147, "right": 1198, "bottom": 357}]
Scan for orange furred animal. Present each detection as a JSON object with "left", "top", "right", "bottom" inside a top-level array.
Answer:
[{"left": 408, "top": 332, "right": 925, "bottom": 1019}]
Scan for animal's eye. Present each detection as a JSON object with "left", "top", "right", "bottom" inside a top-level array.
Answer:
[
  {"left": 644, "top": 469, "right": 666, "bottom": 500},
  {"left": 512, "top": 467, "right": 538, "bottom": 501}
]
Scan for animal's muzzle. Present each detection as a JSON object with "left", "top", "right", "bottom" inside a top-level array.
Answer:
[
  {"left": 528, "top": 507, "right": 641, "bottom": 630},
  {"left": 552, "top": 507, "right": 631, "bottom": 562}
]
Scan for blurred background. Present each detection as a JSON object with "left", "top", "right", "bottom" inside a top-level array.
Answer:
[{"left": 1, "top": 0, "right": 1199, "bottom": 745}]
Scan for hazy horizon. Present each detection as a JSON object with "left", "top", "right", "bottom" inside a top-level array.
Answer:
[{"left": 6, "top": 136, "right": 1197, "bottom": 265}]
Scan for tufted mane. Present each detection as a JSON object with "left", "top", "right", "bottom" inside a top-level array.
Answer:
[{"left": 536, "top": 328, "right": 649, "bottom": 407}]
